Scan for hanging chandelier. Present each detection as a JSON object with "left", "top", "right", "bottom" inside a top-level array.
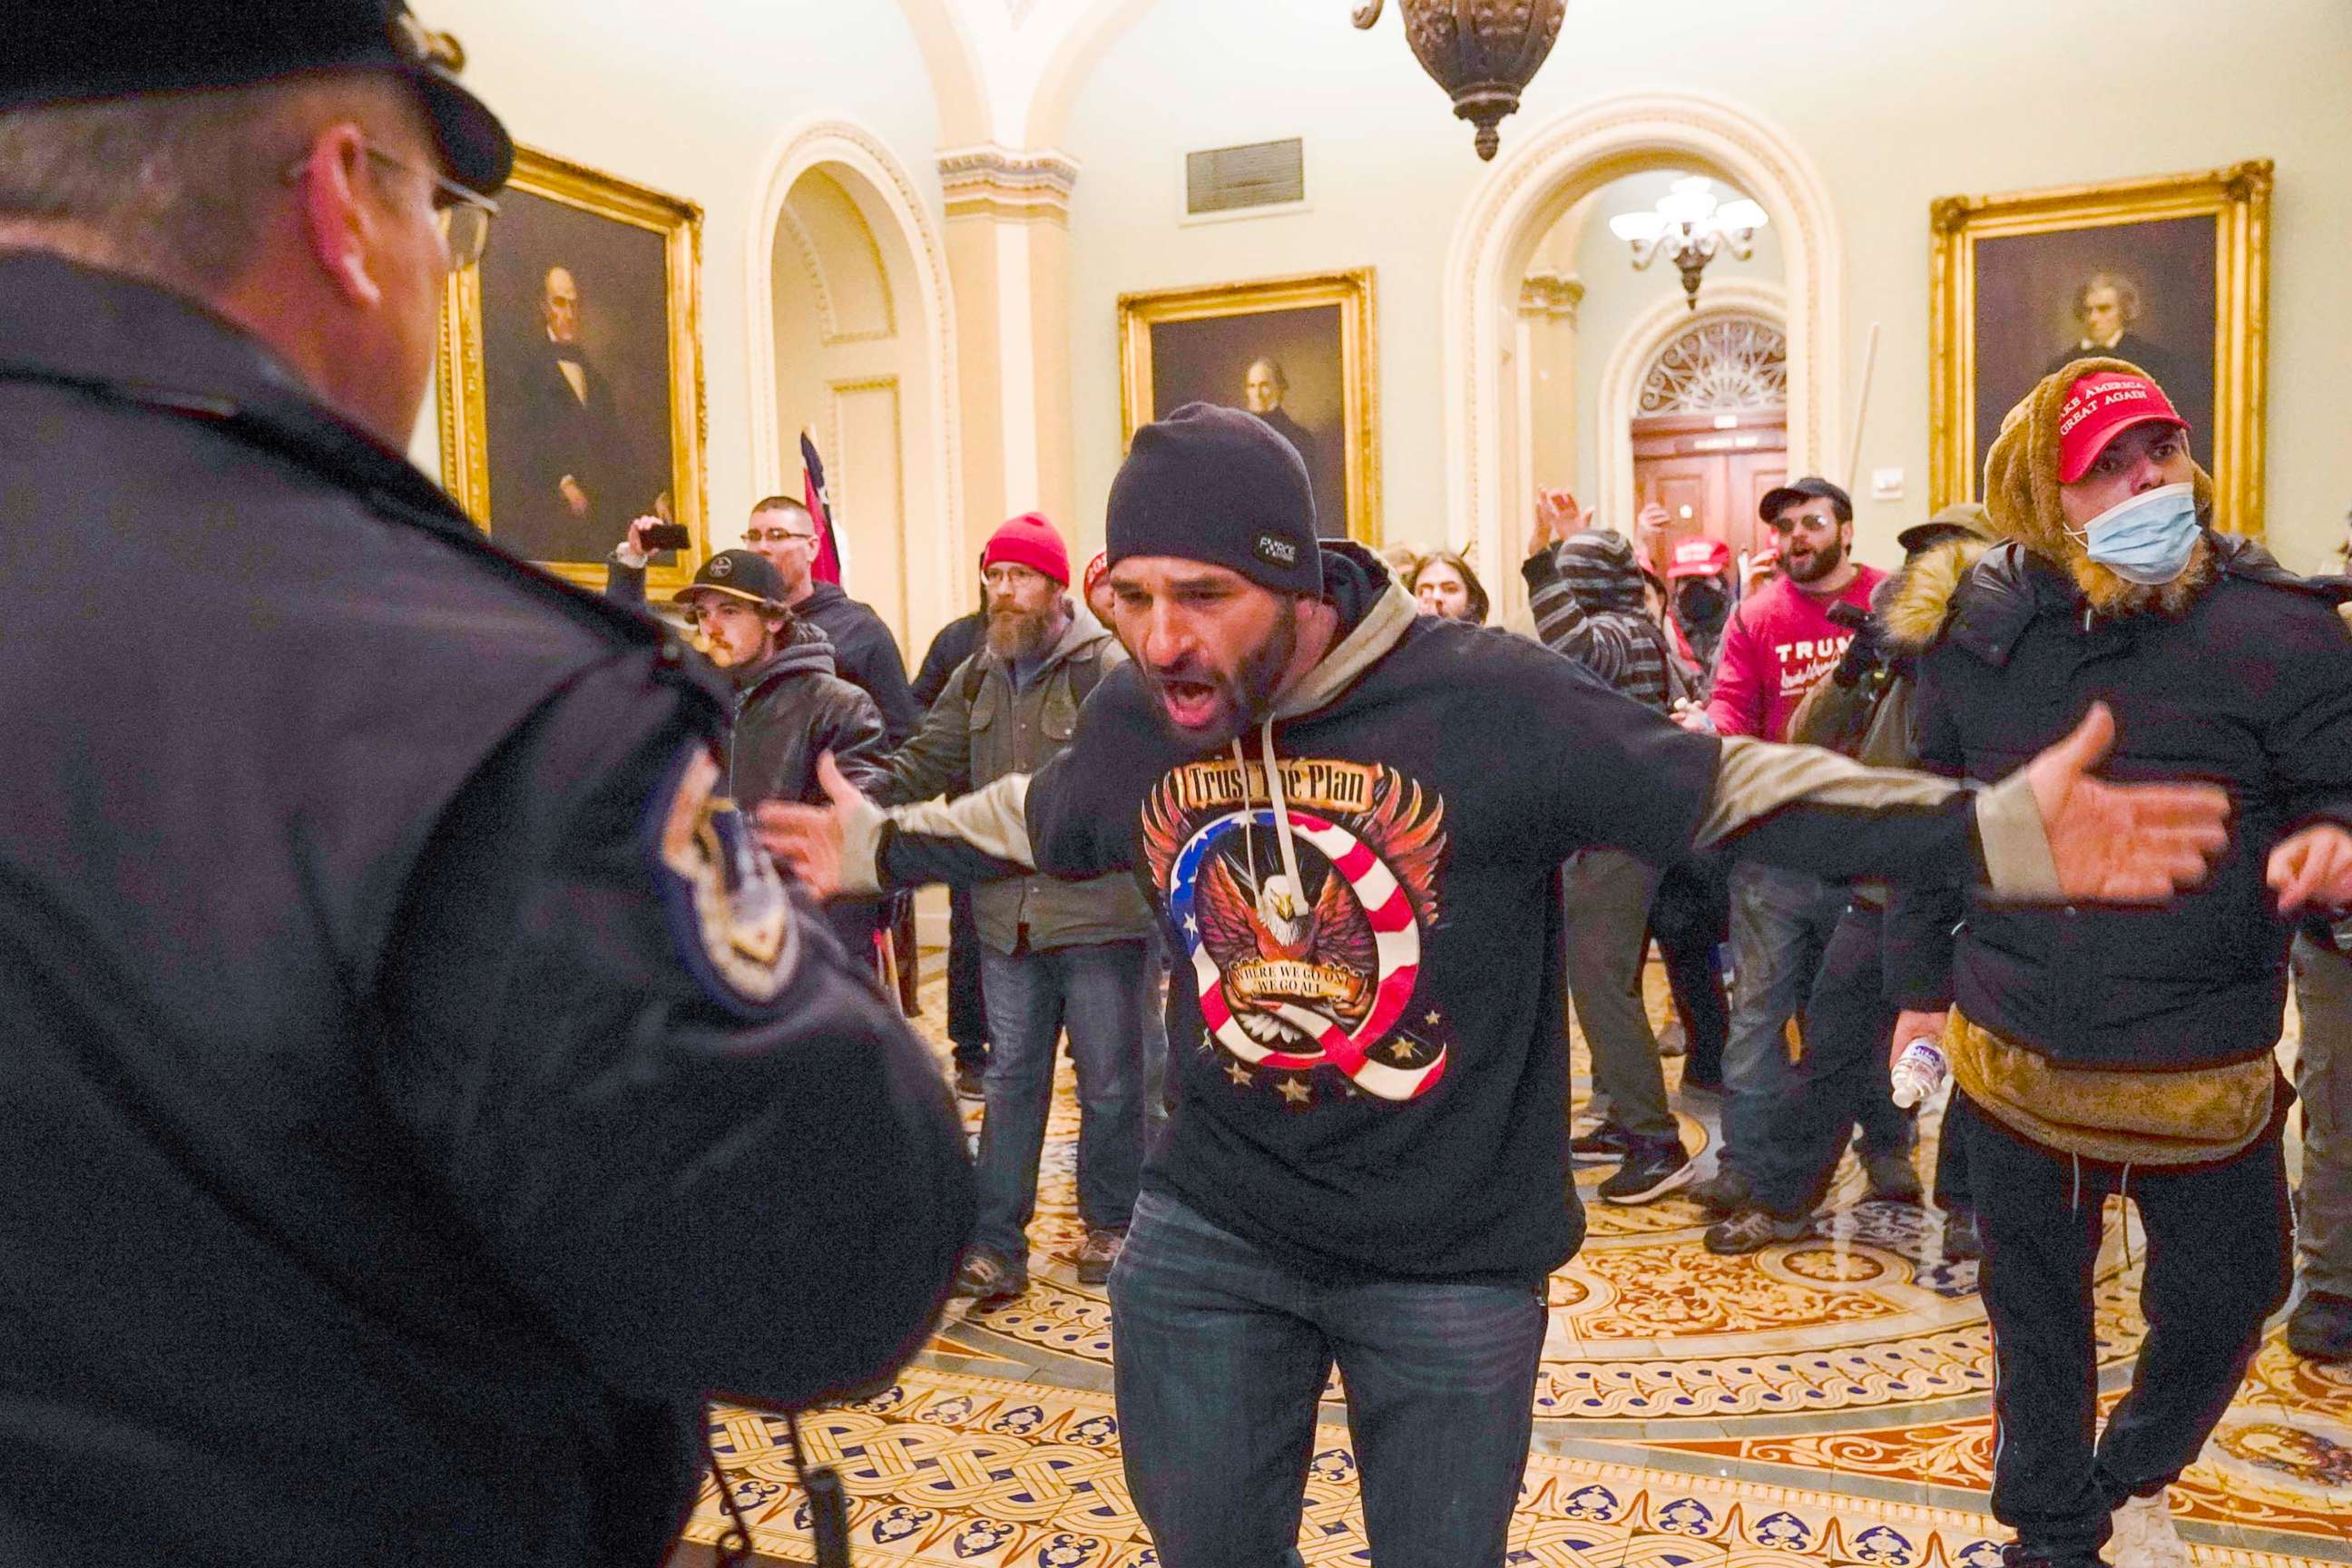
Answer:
[
  {"left": 1351, "top": 0, "right": 1569, "bottom": 162},
  {"left": 1609, "top": 177, "right": 1769, "bottom": 309}
]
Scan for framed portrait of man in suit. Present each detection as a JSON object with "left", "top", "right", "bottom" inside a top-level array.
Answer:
[
  {"left": 436, "top": 147, "right": 708, "bottom": 590},
  {"left": 1930, "top": 162, "right": 2270, "bottom": 535},
  {"left": 1119, "top": 269, "right": 1380, "bottom": 544}
]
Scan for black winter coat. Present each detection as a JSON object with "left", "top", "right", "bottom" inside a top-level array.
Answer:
[
  {"left": 0, "top": 253, "right": 969, "bottom": 1566},
  {"left": 912, "top": 608, "right": 986, "bottom": 710},
  {"left": 796, "top": 581, "right": 923, "bottom": 743},
  {"left": 1885, "top": 536, "right": 2352, "bottom": 1071},
  {"left": 727, "top": 621, "right": 891, "bottom": 809},
  {"left": 728, "top": 623, "right": 892, "bottom": 955}
]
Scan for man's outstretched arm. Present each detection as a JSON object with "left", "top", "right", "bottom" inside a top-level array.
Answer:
[{"left": 1697, "top": 704, "right": 2228, "bottom": 903}]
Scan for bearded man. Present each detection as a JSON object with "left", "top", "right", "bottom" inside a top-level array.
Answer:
[
  {"left": 1885, "top": 364, "right": 2352, "bottom": 1568},
  {"left": 1688, "top": 477, "right": 1918, "bottom": 1216},
  {"left": 867, "top": 514, "right": 1153, "bottom": 1302},
  {"left": 761, "top": 402, "right": 2241, "bottom": 1568}
]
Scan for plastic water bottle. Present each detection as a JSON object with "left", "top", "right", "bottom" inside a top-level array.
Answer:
[{"left": 1889, "top": 1036, "right": 1950, "bottom": 1110}]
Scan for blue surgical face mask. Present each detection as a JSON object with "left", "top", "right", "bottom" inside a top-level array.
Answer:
[{"left": 2066, "top": 481, "right": 2200, "bottom": 585}]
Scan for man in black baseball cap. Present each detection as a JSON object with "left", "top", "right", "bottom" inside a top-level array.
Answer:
[
  {"left": 0, "top": 6, "right": 970, "bottom": 1565},
  {"left": 2, "top": 1, "right": 512, "bottom": 193}
]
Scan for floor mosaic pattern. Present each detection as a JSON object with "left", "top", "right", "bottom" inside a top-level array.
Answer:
[{"left": 679, "top": 961, "right": 2352, "bottom": 1566}]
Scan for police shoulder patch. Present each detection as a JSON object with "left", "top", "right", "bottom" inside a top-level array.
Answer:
[{"left": 650, "top": 743, "right": 799, "bottom": 1011}]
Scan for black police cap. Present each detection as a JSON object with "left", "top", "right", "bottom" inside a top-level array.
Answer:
[{"left": 0, "top": 1, "right": 514, "bottom": 194}]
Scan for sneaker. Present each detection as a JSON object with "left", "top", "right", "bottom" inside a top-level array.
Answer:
[
  {"left": 1943, "top": 1208, "right": 1984, "bottom": 1261},
  {"left": 1571, "top": 1121, "right": 1631, "bottom": 1158},
  {"left": 2287, "top": 1290, "right": 2352, "bottom": 1363},
  {"left": 1687, "top": 1165, "right": 1752, "bottom": 1215},
  {"left": 952, "top": 1248, "right": 1028, "bottom": 1304},
  {"left": 1076, "top": 1227, "right": 1124, "bottom": 1286},
  {"left": 1704, "top": 1206, "right": 1813, "bottom": 1255},
  {"left": 2108, "top": 1491, "right": 2190, "bottom": 1568},
  {"left": 953, "top": 1060, "right": 987, "bottom": 1100},
  {"left": 1598, "top": 1140, "right": 1695, "bottom": 1205},
  {"left": 1864, "top": 1152, "right": 1924, "bottom": 1205}
]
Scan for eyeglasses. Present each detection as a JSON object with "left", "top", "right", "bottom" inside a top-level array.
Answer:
[
  {"left": 983, "top": 564, "right": 1047, "bottom": 591},
  {"left": 281, "top": 138, "right": 499, "bottom": 270},
  {"left": 744, "top": 526, "right": 818, "bottom": 545}
]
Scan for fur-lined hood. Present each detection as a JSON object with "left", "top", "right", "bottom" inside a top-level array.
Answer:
[
  {"left": 1983, "top": 354, "right": 2217, "bottom": 618},
  {"left": 1878, "top": 534, "right": 1995, "bottom": 655}
]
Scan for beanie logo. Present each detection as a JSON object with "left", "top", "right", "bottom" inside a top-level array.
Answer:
[{"left": 1255, "top": 534, "right": 1300, "bottom": 569}]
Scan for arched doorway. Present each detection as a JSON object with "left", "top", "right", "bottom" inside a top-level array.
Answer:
[
  {"left": 748, "top": 121, "right": 962, "bottom": 658},
  {"left": 1446, "top": 92, "right": 1840, "bottom": 623},
  {"left": 1627, "top": 313, "right": 1788, "bottom": 570}
]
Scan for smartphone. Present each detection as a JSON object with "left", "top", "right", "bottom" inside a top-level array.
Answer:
[{"left": 642, "top": 523, "right": 691, "bottom": 552}]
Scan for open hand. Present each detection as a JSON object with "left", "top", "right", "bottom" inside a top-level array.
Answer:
[
  {"left": 2268, "top": 823, "right": 2352, "bottom": 916},
  {"left": 2024, "top": 703, "right": 2230, "bottom": 903},
  {"left": 754, "top": 752, "right": 861, "bottom": 899},
  {"left": 1533, "top": 488, "right": 1584, "bottom": 554}
]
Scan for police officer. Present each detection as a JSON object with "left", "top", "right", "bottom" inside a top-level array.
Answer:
[{"left": 0, "top": 6, "right": 970, "bottom": 1564}]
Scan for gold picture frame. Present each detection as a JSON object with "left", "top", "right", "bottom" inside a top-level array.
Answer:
[
  {"left": 1119, "top": 268, "right": 1381, "bottom": 545},
  {"left": 437, "top": 146, "right": 708, "bottom": 591},
  {"left": 1930, "top": 161, "right": 2270, "bottom": 535}
]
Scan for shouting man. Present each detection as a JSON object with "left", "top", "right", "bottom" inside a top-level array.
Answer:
[{"left": 763, "top": 402, "right": 2235, "bottom": 1568}]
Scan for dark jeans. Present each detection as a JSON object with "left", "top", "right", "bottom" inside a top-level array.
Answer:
[
  {"left": 1110, "top": 1190, "right": 1547, "bottom": 1568},
  {"left": 1746, "top": 904, "right": 1911, "bottom": 1217},
  {"left": 1650, "top": 856, "right": 1730, "bottom": 1086},
  {"left": 1720, "top": 863, "right": 1846, "bottom": 1174},
  {"left": 947, "top": 887, "right": 987, "bottom": 1070},
  {"left": 974, "top": 941, "right": 1147, "bottom": 1259},
  {"left": 1963, "top": 1099, "right": 2292, "bottom": 1558}
]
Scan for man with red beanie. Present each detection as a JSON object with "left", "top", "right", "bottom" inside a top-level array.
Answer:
[{"left": 869, "top": 514, "right": 1155, "bottom": 1301}]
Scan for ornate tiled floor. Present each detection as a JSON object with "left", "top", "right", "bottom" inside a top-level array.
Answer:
[{"left": 679, "top": 962, "right": 2352, "bottom": 1567}]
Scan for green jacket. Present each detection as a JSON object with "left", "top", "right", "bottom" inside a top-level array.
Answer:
[{"left": 874, "top": 612, "right": 1152, "bottom": 953}]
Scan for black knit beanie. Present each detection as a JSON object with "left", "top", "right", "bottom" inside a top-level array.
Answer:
[{"left": 1106, "top": 402, "right": 1322, "bottom": 596}]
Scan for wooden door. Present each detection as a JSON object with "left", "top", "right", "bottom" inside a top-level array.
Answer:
[{"left": 1631, "top": 410, "right": 1789, "bottom": 571}]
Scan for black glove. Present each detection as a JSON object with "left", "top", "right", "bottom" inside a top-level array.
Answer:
[{"left": 1829, "top": 618, "right": 1884, "bottom": 688}]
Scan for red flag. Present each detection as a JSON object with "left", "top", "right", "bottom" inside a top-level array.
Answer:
[{"left": 800, "top": 431, "right": 844, "bottom": 585}]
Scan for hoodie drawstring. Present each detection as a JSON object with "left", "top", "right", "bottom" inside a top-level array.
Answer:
[{"left": 1231, "top": 721, "right": 1304, "bottom": 899}]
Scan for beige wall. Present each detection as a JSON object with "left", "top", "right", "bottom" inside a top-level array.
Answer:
[
  {"left": 411, "top": 0, "right": 2352, "bottom": 585},
  {"left": 1064, "top": 0, "right": 2352, "bottom": 572}
]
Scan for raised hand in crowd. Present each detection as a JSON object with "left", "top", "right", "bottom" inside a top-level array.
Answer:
[
  {"left": 1531, "top": 486, "right": 1588, "bottom": 554},
  {"left": 1636, "top": 501, "right": 1673, "bottom": 549}
]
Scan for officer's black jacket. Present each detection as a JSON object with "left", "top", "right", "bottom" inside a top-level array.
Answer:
[{"left": 0, "top": 253, "right": 971, "bottom": 1565}]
